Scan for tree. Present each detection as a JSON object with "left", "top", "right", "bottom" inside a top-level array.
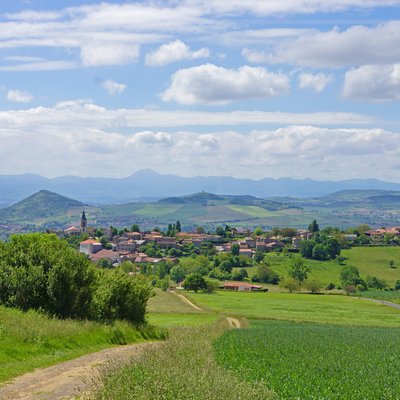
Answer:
[
  {"left": 231, "top": 243, "right": 240, "bottom": 256},
  {"left": 130, "top": 224, "right": 140, "bottom": 232},
  {"left": 395, "top": 280, "right": 400, "bottom": 291},
  {"left": 253, "top": 226, "right": 264, "bottom": 236},
  {"left": 231, "top": 268, "right": 248, "bottom": 281},
  {"left": 176, "top": 220, "right": 181, "bottom": 233},
  {"left": 312, "top": 244, "right": 327, "bottom": 260},
  {"left": 305, "top": 279, "right": 323, "bottom": 294},
  {"left": 308, "top": 219, "right": 319, "bottom": 233},
  {"left": 340, "top": 265, "right": 363, "bottom": 287},
  {"left": 254, "top": 250, "right": 264, "bottom": 263},
  {"left": 288, "top": 257, "right": 310, "bottom": 283},
  {"left": 256, "top": 263, "right": 279, "bottom": 284},
  {"left": 170, "top": 265, "right": 186, "bottom": 283},
  {"left": 365, "top": 275, "right": 388, "bottom": 291},
  {"left": 280, "top": 227, "right": 298, "bottom": 238},
  {"left": 280, "top": 277, "right": 300, "bottom": 293},
  {"left": 183, "top": 273, "right": 206, "bottom": 292},
  {"left": 195, "top": 226, "right": 206, "bottom": 234}
]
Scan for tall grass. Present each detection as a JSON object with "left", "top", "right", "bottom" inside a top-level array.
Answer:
[
  {"left": 0, "top": 306, "right": 163, "bottom": 383},
  {"left": 89, "top": 321, "right": 276, "bottom": 400}
]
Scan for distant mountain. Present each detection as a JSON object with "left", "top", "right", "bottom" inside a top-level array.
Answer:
[
  {"left": 0, "top": 190, "right": 84, "bottom": 222},
  {"left": 1, "top": 170, "right": 400, "bottom": 205}
]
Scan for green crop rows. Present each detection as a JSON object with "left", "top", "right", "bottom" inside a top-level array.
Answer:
[{"left": 214, "top": 320, "right": 400, "bottom": 399}]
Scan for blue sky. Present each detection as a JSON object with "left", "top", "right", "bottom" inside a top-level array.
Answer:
[{"left": 0, "top": 0, "right": 400, "bottom": 181}]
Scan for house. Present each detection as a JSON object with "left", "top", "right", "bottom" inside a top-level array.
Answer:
[
  {"left": 155, "top": 236, "right": 178, "bottom": 249},
  {"left": 239, "top": 248, "right": 254, "bottom": 258},
  {"left": 224, "top": 281, "right": 263, "bottom": 292},
  {"left": 80, "top": 239, "right": 102, "bottom": 255},
  {"left": 89, "top": 249, "right": 119, "bottom": 263}
]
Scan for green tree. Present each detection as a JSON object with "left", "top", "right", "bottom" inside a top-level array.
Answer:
[
  {"left": 288, "top": 257, "right": 310, "bottom": 283},
  {"left": 130, "top": 224, "right": 140, "bottom": 232},
  {"left": 175, "top": 220, "right": 181, "bottom": 233},
  {"left": 257, "top": 263, "right": 279, "bottom": 284},
  {"left": 365, "top": 275, "right": 388, "bottom": 291},
  {"left": 231, "top": 243, "right": 240, "bottom": 256},
  {"left": 280, "top": 277, "right": 300, "bottom": 293},
  {"left": 312, "top": 244, "right": 327, "bottom": 260},
  {"left": 170, "top": 265, "right": 186, "bottom": 283},
  {"left": 304, "top": 279, "right": 323, "bottom": 294},
  {"left": 308, "top": 219, "right": 320, "bottom": 233},
  {"left": 183, "top": 273, "right": 206, "bottom": 293},
  {"left": 340, "top": 265, "right": 364, "bottom": 287}
]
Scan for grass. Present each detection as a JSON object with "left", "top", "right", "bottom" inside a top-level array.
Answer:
[
  {"left": 146, "top": 289, "right": 218, "bottom": 327},
  {"left": 215, "top": 320, "right": 400, "bottom": 400},
  {"left": 227, "top": 205, "right": 278, "bottom": 218},
  {"left": 186, "top": 290, "right": 400, "bottom": 327},
  {"left": 0, "top": 306, "right": 162, "bottom": 384},
  {"left": 89, "top": 321, "right": 275, "bottom": 400},
  {"left": 239, "top": 247, "right": 400, "bottom": 287}
]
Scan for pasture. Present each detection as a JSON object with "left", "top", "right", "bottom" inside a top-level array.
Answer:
[{"left": 186, "top": 290, "right": 400, "bottom": 327}]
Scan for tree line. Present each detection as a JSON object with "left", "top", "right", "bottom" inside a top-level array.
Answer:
[{"left": 0, "top": 233, "right": 151, "bottom": 323}]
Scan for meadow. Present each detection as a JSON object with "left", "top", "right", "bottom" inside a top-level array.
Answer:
[
  {"left": 238, "top": 246, "right": 400, "bottom": 287},
  {"left": 0, "top": 306, "right": 161, "bottom": 383},
  {"left": 215, "top": 320, "right": 400, "bottom": 399},
  {"left": 186, "top": 291, "right": 400, "bottom": 327}
]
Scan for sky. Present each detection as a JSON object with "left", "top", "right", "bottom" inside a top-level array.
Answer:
[{"left": 0, "top": 0, "right": 400, "bottom": 181}]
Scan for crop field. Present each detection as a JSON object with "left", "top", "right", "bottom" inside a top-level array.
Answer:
[
  {"left": 214, "top": 320, "right": 400, "bottom": 399},
  {"left": 187, "top": 291, "right": 400, "bottom": 327}
]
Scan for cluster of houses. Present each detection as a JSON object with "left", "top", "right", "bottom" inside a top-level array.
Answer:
[{"left": 364, "top": 227, "right": 400, "bottom": 242}]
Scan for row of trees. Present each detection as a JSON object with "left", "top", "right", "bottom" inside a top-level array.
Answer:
[{"left": 0, "top": 234, "right": 152, "bottom": 323}]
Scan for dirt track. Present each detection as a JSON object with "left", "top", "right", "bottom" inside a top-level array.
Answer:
[{"left": 0, "top": 342, "right": 156, "bottom": 400}]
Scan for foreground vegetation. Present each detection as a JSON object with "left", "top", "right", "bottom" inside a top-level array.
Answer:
[
  {"left": 0, "top": 306, "right": 162, "bottom": 384},
  {"left": 89, "top": 321, "right": 275, "bottom": 400},
  {"left": 215, "top": 320, "right": 400, "bottom": 399}
]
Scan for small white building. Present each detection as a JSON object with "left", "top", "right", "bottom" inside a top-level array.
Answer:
[{"left": 79, "top": 239, "right": 103, "bottom": 255}]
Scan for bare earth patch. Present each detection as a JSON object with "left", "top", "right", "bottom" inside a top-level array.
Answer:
[{"left": 0, "top": 342, "right": 156, "bottom": 400}]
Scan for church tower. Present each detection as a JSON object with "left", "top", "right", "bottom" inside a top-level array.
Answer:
[{"left": 81, "top": 210, "right": 87, "bottom": 233}]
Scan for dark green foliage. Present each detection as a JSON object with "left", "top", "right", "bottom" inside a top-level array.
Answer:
[
  {"left": 308, "top": 219, "right": 319, "bottom": 233},
  {"left": 0, "top": 233, "right": 151, "bottom": 324},
  {"left": 395, "top": 280, "right": 400, "bottom": 290},
  {"left": 170, "top": 265, "right": 186, "bottom": 283},
  {"left": 231, "top": 268, "right": 248, "bottom": 281},
  {"left": 340, "top": 265, "right": 364, "bottom": 288},
  {"left": 365, "top": 275, "right": 388, "bottom": 291},
  {"left": 231, "top": 243, "right": 240, "bottom": 256},
  {"left": 183, "top": 273, "right": 206, "bottom": 292},
  {"left": 256, "top": 263, "right": 279, "bottom": 284},
  {"left": 300, "top": 233, "right": 341, "bottom": 261},
  {"left": 92, "top": 269, "right": 152, "bottom": 324}
]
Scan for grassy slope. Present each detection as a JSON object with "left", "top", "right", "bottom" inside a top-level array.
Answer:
[
  {"left": 238, "top": 247, "right": 400, "bottom": 286},
  {"left": 186, "top": 291, "right": 400, "bottom": 327},
  {"left": 146, "top": 289, "right": 218, "bottom": 328},
  {"left": 0, "top": 306, "right": 160, "bottom": 384}
]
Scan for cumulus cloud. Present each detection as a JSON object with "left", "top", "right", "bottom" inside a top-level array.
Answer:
[
  {"left": 102, "top": 80, "right": 127, "bottom": 95},
  {"left": 129, "top": 131, "right": 173, "bottom": 147},
  {"left": 161, "top": 64, "right": 290, "bottom": 105},
  {"left": 343, "top": 64, "right": 400, "bottom": 101},
  {"left": 6, "top": 89, "right": 33, "bottom": 103},
  {"left": 298, "top": 73, "right": 332, "bottom": 92},
  {"left": 252, "top": 21, "right": 400, "bottom": 68},
  {"left": 145, "top": 40, "right": 209, "bottom": 66}
]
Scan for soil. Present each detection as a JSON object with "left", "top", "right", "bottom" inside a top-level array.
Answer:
[{"left": 0, "top": 342, "right": 156, "bottom": 400}]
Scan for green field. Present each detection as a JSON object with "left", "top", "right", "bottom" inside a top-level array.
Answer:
[
  {"left": 146, "top": 289, "right": 218, "bottom": 327},
  {"left": 186, "top": 291, "right": 400, "bottom": 327},
  {"left": 0, "top": 306, "right": 160, "bottom": 384},
  {"left": 238, "top": 247, "right": 400, "bottom": 287},
  {"left": 215, "top": 320, "right": 400, "bottom": 400}
]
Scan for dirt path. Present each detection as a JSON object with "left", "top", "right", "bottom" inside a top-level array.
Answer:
[
  {"left": 170, "top": 291, "right": 203, "bottom": 311},
  {"left": 226, "top": 317, "right": 241, "bottom": 328},
  {"left": 0, "top": 342, "right": 156, "bottom": 400},
  {"left": 363, "top": 297, "right": 400, "bottom": 310}
]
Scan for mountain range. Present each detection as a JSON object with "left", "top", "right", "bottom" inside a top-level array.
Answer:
[{"left": 1, "top": 169, "right": 400, "bottom": 206}]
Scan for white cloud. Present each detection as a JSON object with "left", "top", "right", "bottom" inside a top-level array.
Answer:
[
  {"left": 145, "top": 40, "right": 209, "bottom": 66},
  {"left": 6, "top": 89, "right": 33, "bottom": 103},
  {"left": 102, "top": 80, "right": 127, "bottom": 96},
  {"left": 0, "top": 100, "right": 374, "bottom": 131},
  {"left": 184, "top": 0, "right": 400, "bottom": 15},
  {"left": 80, "top": 42, "right": 140, "bottom": 67},
  {"left": 161, "top": 64, "right": 290, "bottom": 105},
  {"left": 343, "top": 64, "right": 400, "bottom": 102},
  {"left": 0, "top": 119, "right": 399, "bottom": 181},
  {"left": 0, "top": 60, "right": 79, "bottom": 72},
  {"left": 263, "top": 21, "right": 400, "bottom": 68},
  {"left": 298, "top": 73, "right": 332, "bottom": 92}
]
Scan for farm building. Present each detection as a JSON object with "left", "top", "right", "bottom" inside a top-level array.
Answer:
[{"left": 224, "top": 282, "right": 263, "bottom": 292}]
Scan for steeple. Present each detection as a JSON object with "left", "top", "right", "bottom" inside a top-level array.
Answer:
[{"left": 81, "top": 209, "right": 87, "bottom": 232}]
